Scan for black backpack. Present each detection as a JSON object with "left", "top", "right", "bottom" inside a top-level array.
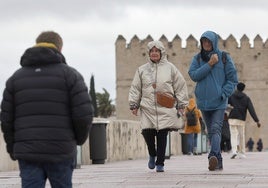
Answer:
[{"left": 186, "top": 107, "right": 197, "bottom": 126}]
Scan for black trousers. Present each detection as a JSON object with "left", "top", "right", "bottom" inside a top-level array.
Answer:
[
  {"left": 221, "top": 138, "right": 232, "bottom": 152},
  {"left": 141, "top": 128, "right": 169, "bottom": 166}
]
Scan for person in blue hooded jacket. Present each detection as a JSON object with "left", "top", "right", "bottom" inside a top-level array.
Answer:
[{"left": 188, "top": 31, "right": 238, "bottom": 171}]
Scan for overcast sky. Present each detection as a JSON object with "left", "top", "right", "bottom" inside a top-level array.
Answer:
[{"left": 1, "top": 0, "right": 268, "bottom": 103}]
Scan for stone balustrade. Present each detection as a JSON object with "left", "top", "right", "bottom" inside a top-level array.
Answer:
[{"left": 0, "top": 118, "right": 184, "bottom": 171}]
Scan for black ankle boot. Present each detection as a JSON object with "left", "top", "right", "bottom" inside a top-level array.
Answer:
[{"left": 216, "top": 159, "right": 223, "bottom": 170}]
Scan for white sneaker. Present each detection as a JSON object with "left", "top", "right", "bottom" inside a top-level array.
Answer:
[
  {"left": 238, "top": 153, "right": 246, "bottom": 159},
  {"left": 187, "top": 152, "right": 193, "bottom": 156}
]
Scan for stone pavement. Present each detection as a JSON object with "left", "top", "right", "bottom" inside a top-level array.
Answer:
[{"left": 0, "top": 152, "right": 267, "bottom": 188}]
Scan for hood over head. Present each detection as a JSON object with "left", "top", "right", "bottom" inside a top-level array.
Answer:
[
  {"left": 20, "top": 46, "right": 66, "bottom": 67},
  {"left": 200, "top": 31, "right": 220, "bottom": 62},
  {"left": 147, "top": 40, "right": 168, "bottom": 64}
]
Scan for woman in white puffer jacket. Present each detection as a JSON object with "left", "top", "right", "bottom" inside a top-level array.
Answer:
[{"left": 129, "top": 40, "right": 188, "bottom": 172}]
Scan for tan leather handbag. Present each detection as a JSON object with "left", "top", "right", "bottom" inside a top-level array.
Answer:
[{"left": 156, "top": 92, "right": 175, "bottom": 108}]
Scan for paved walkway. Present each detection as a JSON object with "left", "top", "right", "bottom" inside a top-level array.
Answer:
[{"left": 0, "top": 152, "right": 267, "bottom": 188}]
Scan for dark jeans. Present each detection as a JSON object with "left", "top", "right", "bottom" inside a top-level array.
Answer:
[
  {"left": 18, "top": 159, "right": 74, "bottom": 188},
  {"left": 142, "top": 128, "right": 169, "bottom": 166},
  {"left": 187, "top": 133, "right": 198, "bottom": 153},
  {"left": 202, "top": 109, "right": 225, "bottom": 161}
]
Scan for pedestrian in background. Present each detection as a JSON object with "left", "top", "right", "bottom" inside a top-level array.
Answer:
[
  {"left": 0, "top": 31, "right": 94, "bottom": 188},
  {"left": 257, "top": 138, "right": 263, "bottom": 152},
  {"left": 228, "top": 82, "right": 261, "bottom": 159},
  {"left": 220, "top": 112, "right": 232, "bottom": 152},
  {"left": 246, "top": 137, "right": 254, "bottom": 152},
  {"left": 184, "top": 97, "right": 202, "bottom": 155},
  {"left": 188, "top": 30, "right": 238, "bottom": 171},
  {"left": 129, "top": 40, "right": 188, "bottom": 172}
]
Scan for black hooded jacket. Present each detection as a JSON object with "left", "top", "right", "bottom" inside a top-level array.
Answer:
[
  {"left": 228, "top": 90, "right": 259, "bottom": 122},
  {"left": 0, "top": 46, "right": 94, "bottom": 162}
]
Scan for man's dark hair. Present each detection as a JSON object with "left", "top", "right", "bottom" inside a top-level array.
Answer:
[
  {"left": 237, "top": 82, "right": 245, "bottom": 91},
  {"left": 36, "top": 31, "right": 63, "bottom": 51}
]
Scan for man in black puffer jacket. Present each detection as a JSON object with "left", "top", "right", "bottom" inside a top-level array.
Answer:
[{"left": 0, "top": 31, "right": 94, "bottom": 188}]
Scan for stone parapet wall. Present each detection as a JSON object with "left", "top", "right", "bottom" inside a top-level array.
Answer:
[
  {"left": 0, "top": 131, "right": 18, "bottom": 171},
  {"left": 0, "top": 119, "right": 183, "bottom": 171},
  {"left": 82, "top": 119, "right": 183, "bottom": 164}
]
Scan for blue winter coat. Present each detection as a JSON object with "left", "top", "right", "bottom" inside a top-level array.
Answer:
[{"left": 188, "top": 31, "right": 238, "bottom": 111}]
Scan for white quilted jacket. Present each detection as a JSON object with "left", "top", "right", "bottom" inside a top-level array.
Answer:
[{"left": 129, "top": 41, "right": 188, "bottom": 130}]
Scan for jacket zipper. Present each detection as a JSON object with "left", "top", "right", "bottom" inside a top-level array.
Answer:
[{"left": 155, "top": 63, "right": 159, "bottom": 131}]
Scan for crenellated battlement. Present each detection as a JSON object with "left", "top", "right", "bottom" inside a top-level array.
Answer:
[
  {"left": 115, "top": 34, "right": 268, "bottom": 90},
  {"left": 116, "top": 34, "right": 268, "bottom": 49},
  {"left": 115, "top": 34, "right": 268, "bottom": 147}
]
